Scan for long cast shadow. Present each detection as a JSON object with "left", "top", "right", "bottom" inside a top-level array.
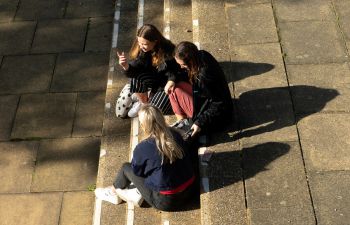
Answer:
[{"left": 207, "top": 142, "right": 290, "bottom": 192}]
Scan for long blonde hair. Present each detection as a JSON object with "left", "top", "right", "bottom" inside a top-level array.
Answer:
[
  {"left": 138, "top": 104, "right": 184, "bottom": 164},
  {"left": 129, "top": 24, "right": 175, "bottom": 68}
]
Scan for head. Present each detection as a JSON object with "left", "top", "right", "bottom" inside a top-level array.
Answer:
[
  {"left": 138, "top": 104, "right": 184, "bottom": 164},
  {"left": 130, "top": 24, "right": 172, "bottom": 67},
  {"left": 138, "top": 104, "right": 167, "bottom": 136},
  {"left": 175, "top": 42, "right": 200, "bottom": 83}
]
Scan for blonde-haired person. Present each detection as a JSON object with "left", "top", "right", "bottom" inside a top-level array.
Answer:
[
  {"left": 117, "top": 24, "right": 187, "bottom": 117},
  {"left": 95, "top": 104, "right": 196, "bottom": 211}
]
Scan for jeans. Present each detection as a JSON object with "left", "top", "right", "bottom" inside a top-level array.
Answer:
[{"left": 113, "top": 162, "right": 195, "bottom": 211}]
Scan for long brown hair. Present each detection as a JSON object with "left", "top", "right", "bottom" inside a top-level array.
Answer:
[
  {"left": 129, "top": 24, "right": 173, "bottom": 68},
  {"left": 175, "top": 41, "right": 200, "bottom": 83},
  {"left": 138, "top": 104, "right": 184, "bottom": 164}
]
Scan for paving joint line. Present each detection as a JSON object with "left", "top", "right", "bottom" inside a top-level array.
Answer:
[
  {"left": 271, "top": 1, "right": 319, "bottom": 223},
  {"left": 82, "top": 18, "right": 91, "bottom": 52}
]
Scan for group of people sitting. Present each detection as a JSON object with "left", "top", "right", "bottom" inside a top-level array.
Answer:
[{"left": 94, "top": 24, "right": 233, "bottom": 211}]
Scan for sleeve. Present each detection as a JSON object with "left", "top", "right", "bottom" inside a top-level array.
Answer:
[
  {"left": 123, "top": 54, "right": 149, "bottom": 78},
  {"left": 193, "top": 68, "right": 225, "bottom": 129},
  {"left": 162, "top": 58, "right": 188, "bottom": 83},
  {"left": 131, "top": 144, "right": 147, "bottom": 177}
]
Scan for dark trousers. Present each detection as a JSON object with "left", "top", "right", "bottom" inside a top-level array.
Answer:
[{"left": 113, "top": 162, "right": 195, "bottom": 211}]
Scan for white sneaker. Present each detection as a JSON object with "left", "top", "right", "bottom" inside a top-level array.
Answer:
[
  {"left": 116, "top": 188, "right": 144, "bottom": 207},
  {"left": 131, "top": 93, "right": 139, "bottom": 103},
  {"left": 127, "top": 101, "right": 142, "bottom": 118},
  {"left": 94, "top": 186, "right": 122, "bottom": 205}
]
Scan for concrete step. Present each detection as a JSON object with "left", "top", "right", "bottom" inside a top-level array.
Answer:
[
  {"left": 94, "top": 0, "right": 200, "bottom": 225},
  {"left": 191, "top": 0, "right": 247, "bottom": 225}
]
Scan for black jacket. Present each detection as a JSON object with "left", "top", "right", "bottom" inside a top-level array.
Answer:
[
  {"left": 124, "top": 42, "right": 187, "bottom": 91},
  {"left": 192, "top": 50, "right": 233, "bottom": 131}
]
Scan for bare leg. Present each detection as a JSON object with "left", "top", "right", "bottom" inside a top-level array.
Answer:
[{"left": 135, "top": 93, "right": 148, "bottom": 104}]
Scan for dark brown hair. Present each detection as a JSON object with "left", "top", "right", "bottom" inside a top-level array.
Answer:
[
  {"left": 129, "top": 24, "right": 173, "bottom": 67},
  {"left": 175, "top": 41, "right": 200, "bottom": 83}
]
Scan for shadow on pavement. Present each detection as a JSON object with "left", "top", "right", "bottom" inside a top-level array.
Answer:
[{"left": 207, "top": 142, "right": 290, "bottom": 192}]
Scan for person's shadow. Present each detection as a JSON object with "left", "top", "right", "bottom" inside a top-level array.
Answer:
[{"left": 206, "top": 141, "right": 290, "bottom": 192}]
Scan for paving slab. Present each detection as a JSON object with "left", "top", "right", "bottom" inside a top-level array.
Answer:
[
  {"left": 73, "top": 91, "right": 105, "bottom": 137},
  {"left": 144, "top": 0, "right": 164, "bottom": 30},
  {"left": 134, "top": 207, "right": 162, "bottom": 225},
  {"left": 227, "top": 3, "right": 278, "bottom": 45},
  {"left": 169, "top": 0, "right": 193, "bottom": 43},
  {"left": 274, "top": 0, "right": 335, "bottom": 22},
  {"left": 31, "top": 137, "right": 100, "bottom": 191},
  {"left": 334, "top": 0, "right": 350, "bottom": 40},
  {"left": 279, "top": 21, "right": 348, "bottom": 64},
  {"left": 11, "top": 93, "right": 77, "bottom": 139},
  {"left": 65, "top": 0, "right": 114, "bottom": 18},
  {"left": 97, "top": 135, "right": 129, "bottom": 225},
  {"left": 117, "top": 14, "right": 138, "bottom": 49},
  {"left": 60, "top": 191, "right": 95, "bottom": 225},
  {"left": 162, "top": 207, "right": 201, "bottom": 225},
  {"left": 225, "top": 0, "right": 269, "bottom": 5},
  {"left": 0, "top": 95, "right": 19, "bottom": 140},
  {"left": 100, "top": 203, "right": 126, "bottom": 225},
  {"left": 298, "top": 114, "right": 350, "bottom": 172},
  {"left": 99, "top": 135, "right": 130, "bottom": 186},
  {"left": 243, "top": 142, "right": 311, "bottom": 209},
  {"left": 236, "top": 88, "right": 298, "bottom": 143},
  {"left": 287, "top": 63, "right": 350, "bottom": 113},
  {"left": 0, "top": 192, "right": 63, "bottom": 225},
  {"left": 31, "top": 19, "right": 88, "bottom": 53},
  {"left": 248, "top": 204, "right": 315, "bottom": 225},
  {"left": 0, "top": 54, "right": 56, "bottom": 94},
  {"left": 0, "top": 21, "right": 36, "bottom": 55},
  {"left": 198, "top": 25, "right": 229, "bottom": 51},
  {"left": 51, "top": 52, "right": 109, "bottom": 92},
  {"left": 230, "top": 43, "right": 288, "bottom": 93},
  {"left": 15, "top": 0, "right": 65, "bottom": 20},
  {"left": 85, "top": 17, "right": 113, "bottom": 52},
  {"left": 0, "top": 141, "right": 38, "bottom": 193},
  {"left": 309, "top": 171, "right": 350, "bottom": 225},
  {"left": 0, "top": 0, "right": 18, "bottom": 22}
]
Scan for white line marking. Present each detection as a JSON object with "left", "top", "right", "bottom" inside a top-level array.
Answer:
[
  {"left": 137, "top": 0, "right": 144, "bottom": 29},
  {"left": 193, "top": 19, "right": 199, "bottom": 26},
  {"left": 126, "top": 202, "right": 135, "bottom": 225},
  {"left": 92, "top": 199, "right": 102, "bottom": 225},
  {"left": 107, "top": 79, "right": 113, "bottom": 86},
  {"left": 109, "top": 66, "right": 114, "bottom": 72},
  {"left": 105, "top": 102, "right": 111, "bottom": 109},
  {"left": 99, "top": 149, "right": 106, "bottom": 157},
  {"left": 112, "top": 3, "right": 121, "bottom": 48},
  {"left": 163, "top": 220, "right": 170, "bottom": 225}
]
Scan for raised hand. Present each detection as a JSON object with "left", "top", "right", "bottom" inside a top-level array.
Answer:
[{"left": 117, "top": 51, "right": 129, "bottom": 70}]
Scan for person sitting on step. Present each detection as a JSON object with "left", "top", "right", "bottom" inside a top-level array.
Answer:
[
  {"left": 116, "top": 24, "right": 187, "bottom": 118},
  {"left": 95, "top": 104, "right": 196, "bottom": 211},
  {"left": 168, "top": 41, "right": 233, "bottom": 138}
]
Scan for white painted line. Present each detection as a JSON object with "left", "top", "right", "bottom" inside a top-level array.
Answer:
[
  {"left": 130, "top": 118, "right": 139, "bottom": 161},
  {"left": 137, "top": 0, "right": 144, "bottom": 29},
  {"left": 112, "top": 2, "right": 121, "bottom": 48},
  {"left": 201, "top": 177, "right": 210, "bottom": 193},
  {"left": 109, "top": 66, "right": 114, "bottom": 72},
  {"left": 163, "top": 220, "right": 170, "bottom": 225},
  {"left": 105, "top": 102, "right": 111, "bottom": 109},
  {"left": 99, "top": 149, "right": 106, "bottom": 157},
  {"left": 193, "top": 19, "right": 199, "bottom": 26},
  {"left": 126, "top": 202, "right": 135, "bottom": 225},
  {"left": 107, "top": 79, "right": 113, "bottom": 86},
  {"left": 92, "top": 199, "right": 102, "bottom": 225},
  {"left": 194, "top": 42, "right": 200, "bottom": 50}
]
